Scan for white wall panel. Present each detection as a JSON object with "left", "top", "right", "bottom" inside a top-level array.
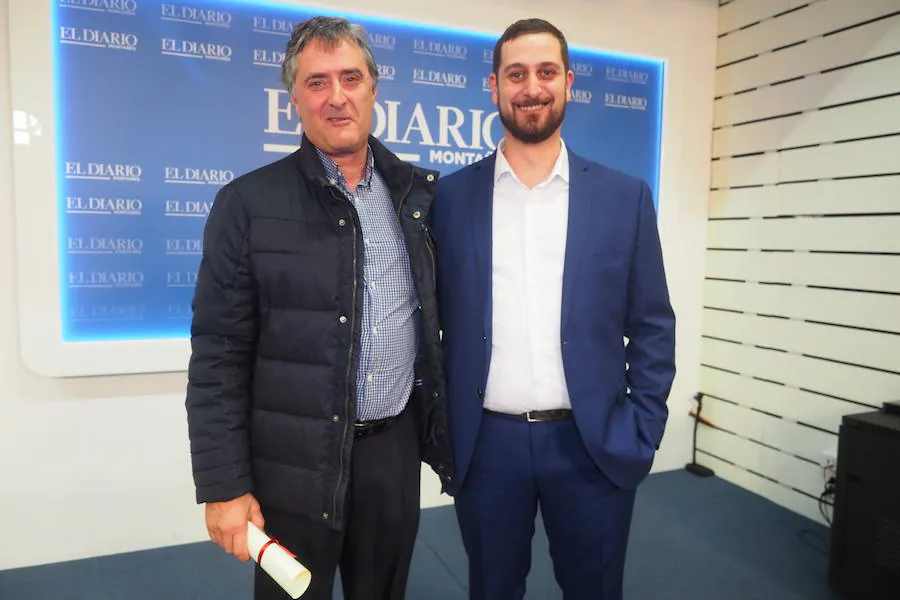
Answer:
[
  {"left": 713, "top": 95, "right": 900, "bottom": 157},
  {"left": 703, "top": 280, "right": 900, "bottom": 333},
  {"left": 695, "top": 453, "right": 826, "bottom": 525},
  {"left": 701, "top": 338, "right": 900, "bottom": 405},
  {"left": 718, "top": 0, "right": 900, "bottom": 65},
  {"left": 707, "top": 216, "right": 900, "bottom": 253},
  {"left": 705, "top": 250, "right": 900, "bottom": 293},
  {"left": 700, "top": 367, "right": 877, "bottom": 433},
  {"left": 704, "top": 0, "right": 898, "bottom": 525},
  {"left": 697, "top": 426, "right": 824, "bottom": 498},
  {"left": 710, "top": 154, "right": 779, "bottom": 188},
  {"left": 713, "top": 136, "right": 900, "bottom": 187},
  {"left": 702, "top": 396, "right": 837, "bottom": 464},
  {"left": 714, "top": 55, "right": 900, "bottom": 126},
  {"left": 708, "top": 176, "right": 900, "bottom": 218},
  {"left": 780, "top": 136, "right": 900, "bottom": 181},
  {"left": 718, "top": 0, "right": 791, "bottom": 34},
  {"left": 703, "top": 309, "right": 900, "bottom": 372},
  {"left": 716, "top": 15, "right": 900, "bottom": 95}
]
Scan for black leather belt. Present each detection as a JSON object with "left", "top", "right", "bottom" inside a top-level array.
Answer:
[
  {"left": 354, "top": 409, "right": 404, "bottom": 439},
  {"left": 485, "top": 408, "right": 573, "bottom": 423}
]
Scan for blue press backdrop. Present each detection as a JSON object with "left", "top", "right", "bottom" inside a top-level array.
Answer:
[{"left": 53, "top": 0, "right": 664, "bottom": 342}]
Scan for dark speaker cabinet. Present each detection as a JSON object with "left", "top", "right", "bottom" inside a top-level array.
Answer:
[{"left": 828, "top": 409, "right": 900, "bottom": 599}]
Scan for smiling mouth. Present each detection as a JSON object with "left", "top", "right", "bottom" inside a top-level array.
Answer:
[{"left": 515, "top": 101, "right": 551, "bottom": 113}]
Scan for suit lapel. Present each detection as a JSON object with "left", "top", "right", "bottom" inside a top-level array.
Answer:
[
  {"left": 561, "top": 151, "right": 593, "bottom": 332},
  {"left": 469, "top": 154, "right": 496, "bottom": 336}
]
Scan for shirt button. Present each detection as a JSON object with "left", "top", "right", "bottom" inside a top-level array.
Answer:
[
  {"left": 338, "top": 218, "right": 346, "bottom": 227},
  {"left": 322, "top": 512, "right": 330, "bottom": 520},
  {"left": 372, "top": 327, "right": 377, "bottom": 334},
  {"left": 370, "top": 282, "right": 377, "bottom": 289},
  {"left": 332, "top": 414, "right": 340, "bottom": 422},
  {"left": 339, "top": 315, "right": 348, "bottom": 324},
  {"left": 426, "top": 174, "right": 435, "bottom": 182},
  {"left": 412, "top": 210, "right": 421, "bottom": 219},
  {"left": 367, "top": 373, "right": 373, "bottom": 382},
  {"left": 329, "top": 178, "right": 337, "bottom": 185}
]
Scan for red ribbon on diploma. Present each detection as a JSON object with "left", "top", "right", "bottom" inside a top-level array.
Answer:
[{"left": 257, "top": 537, "right": 297, "bottom": 564}]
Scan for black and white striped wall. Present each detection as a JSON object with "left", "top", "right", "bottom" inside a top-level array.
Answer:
[{"left": 698, "top": 0, "right": 900, "bottom": 524}]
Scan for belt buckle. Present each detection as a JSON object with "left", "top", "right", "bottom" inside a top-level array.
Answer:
[{"left": 525, "top": 410, "right": 538, "bottom": 423}]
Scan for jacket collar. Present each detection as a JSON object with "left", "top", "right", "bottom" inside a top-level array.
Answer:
[{"left": 291, "top": 134, "right": 436, "bottom": 210}]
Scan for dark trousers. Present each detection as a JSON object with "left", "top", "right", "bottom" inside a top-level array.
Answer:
[
  {"left": 254, "top": 407, "right": 421, "bottom": 600},
  {"left": 455, "top": 411, "right": 637, "bottom": 600}
]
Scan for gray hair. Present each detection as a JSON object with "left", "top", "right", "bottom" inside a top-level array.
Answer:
[{"left": 281, "top": 16, "right": 379, "bottom": 95}]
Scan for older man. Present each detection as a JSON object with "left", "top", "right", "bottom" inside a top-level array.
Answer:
[{"left": 185, "top": 16, "right": 453, "bottom": 600}]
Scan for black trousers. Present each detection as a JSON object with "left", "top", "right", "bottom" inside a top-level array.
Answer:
[{"left": 253, "top": 407, "right": 421, "bottom": 600}]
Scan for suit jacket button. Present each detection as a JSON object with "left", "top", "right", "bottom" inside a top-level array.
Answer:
[{"left": 477, "top": 389, "right": 484, "bottom": 398}]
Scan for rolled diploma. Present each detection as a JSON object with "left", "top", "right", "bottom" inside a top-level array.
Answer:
[{"left": 247, "top": 522, "right": 312, "bottom": 598}]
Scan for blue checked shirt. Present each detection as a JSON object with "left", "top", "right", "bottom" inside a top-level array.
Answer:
[{"left": 316, "top": 147, "right": 419, "bottom": 421}]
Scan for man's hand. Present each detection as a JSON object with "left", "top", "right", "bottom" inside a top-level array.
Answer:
[{"left": 205, "top": 493, "right": 265, "bottom": 562}]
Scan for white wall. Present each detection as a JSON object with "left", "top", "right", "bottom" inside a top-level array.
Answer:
[
  {"left": 0, "top": 0, "right": 718, "bottom": 570},
  {"left": 697, "top": 0, "right": 900, "bottom": 525}
]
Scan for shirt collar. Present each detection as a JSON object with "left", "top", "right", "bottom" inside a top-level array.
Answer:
[
  {"left": 314, "top": 143, "right": 375, "bottom": 189},
  {"left": 493, "top": 138, "right": 569, "bottom": 187}
]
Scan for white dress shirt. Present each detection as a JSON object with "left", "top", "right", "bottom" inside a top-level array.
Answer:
[{"left": 483, "top": 139, "right": 572, "bottom": 414}]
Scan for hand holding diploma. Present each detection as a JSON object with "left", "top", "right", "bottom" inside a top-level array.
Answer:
[
  {"left": 205, "top": 493, "right": 311, "bottom": 597},
  {"left": 205, "top": 492, "right": 265, "bottom": 562},
  {"left": 247, "top": 521, "right": 312, "bottom": 598}
]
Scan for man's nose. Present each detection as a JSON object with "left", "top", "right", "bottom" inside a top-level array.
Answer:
[
  {"left": 524, "top": 72, "right": 542, "bottom": 96},
  {"left": 327, "top": 79, "right": 346, "bottom": 105}
]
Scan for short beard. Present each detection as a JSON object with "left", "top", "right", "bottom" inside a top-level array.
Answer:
[{"left": 498, "top": 96, "right": 566, "bottom": 144}]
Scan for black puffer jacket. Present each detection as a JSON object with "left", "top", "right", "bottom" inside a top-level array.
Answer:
[{"left": 185, "top": 135, "right": 454, "bottom": 530}]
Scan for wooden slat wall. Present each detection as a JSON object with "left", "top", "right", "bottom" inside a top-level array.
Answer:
[{"left": 701, "top": 0, "right": 900, "bottom": 525}]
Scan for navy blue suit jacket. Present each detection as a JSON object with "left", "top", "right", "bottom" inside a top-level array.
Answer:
[{"left": 430, "top": 148, "right": 676, "bottom": 496}]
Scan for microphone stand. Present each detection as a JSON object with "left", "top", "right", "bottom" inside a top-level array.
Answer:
[{"left": 685, "top": 392, "right": 715, "bottom": 478}]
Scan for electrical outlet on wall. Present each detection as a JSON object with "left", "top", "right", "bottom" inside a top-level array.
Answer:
[{"left": 821, "top": 448, "right": 837, "bottom": 471}]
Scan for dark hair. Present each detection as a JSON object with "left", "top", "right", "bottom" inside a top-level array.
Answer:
[
  {"left": 281, "top": 16, "right": 378, "bottom": 94},
  {"left": 492, "top": 18, "right": 570, "bottom": 76}
]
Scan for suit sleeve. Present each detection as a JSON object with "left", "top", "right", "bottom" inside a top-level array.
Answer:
[
  {"left": 623, "top": 182, "right": 676, "bottom": 450},
  {"left": 185, "top": 183, "right": 257, "bottom": 504}
]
